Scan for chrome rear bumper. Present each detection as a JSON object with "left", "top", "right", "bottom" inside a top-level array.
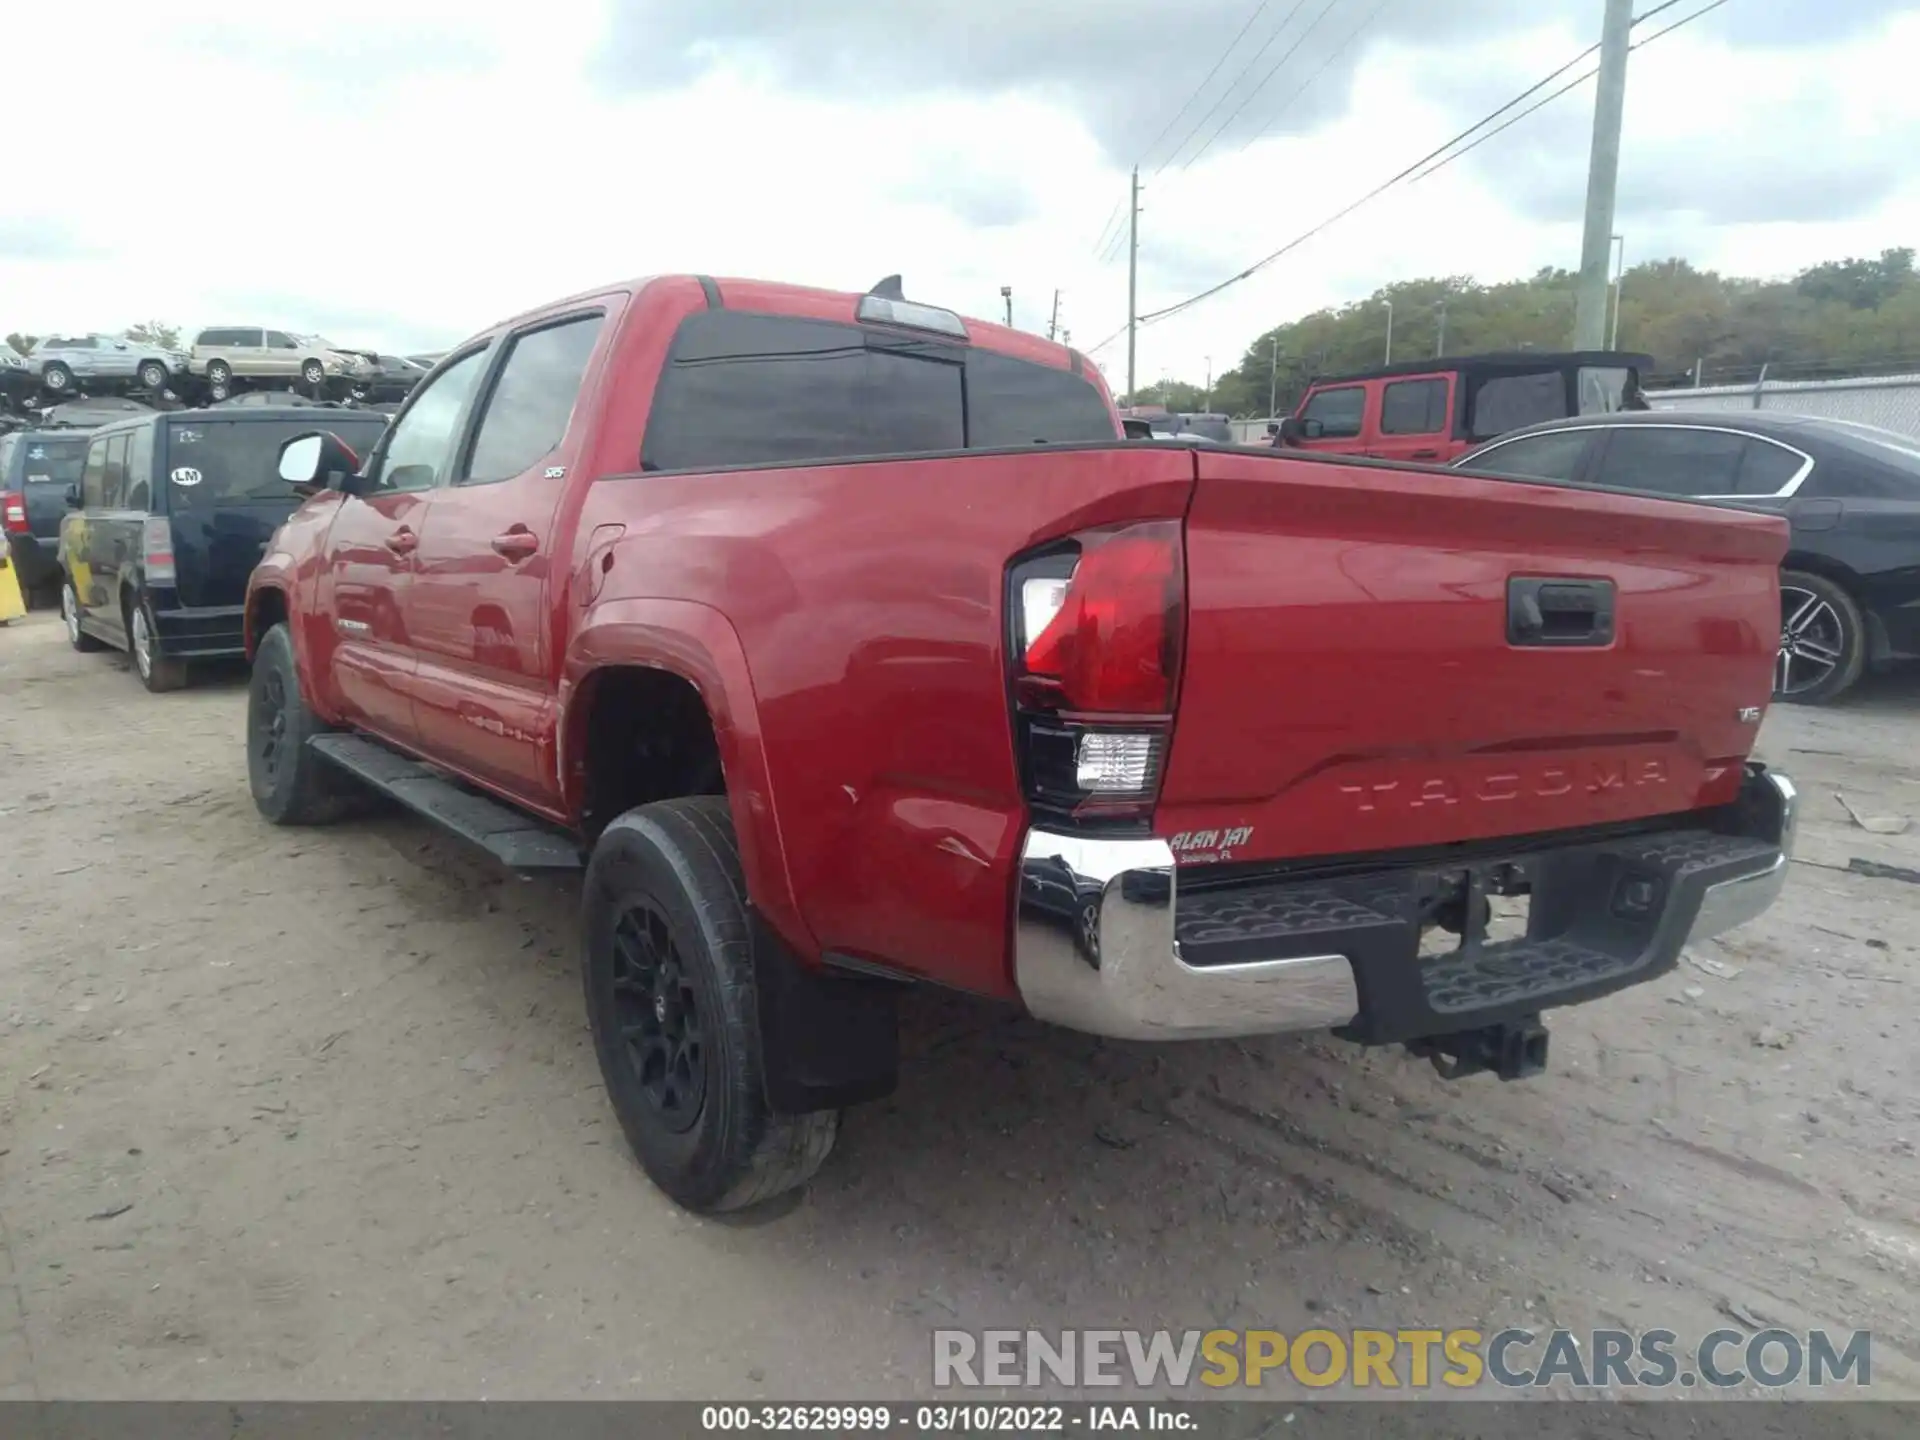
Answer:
[{"left": 1013, "top": 769, "right": 1795, "bottom": 1044}]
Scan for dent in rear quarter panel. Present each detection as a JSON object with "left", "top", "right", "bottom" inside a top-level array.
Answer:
[
  {"left": 574, "top": 445, "right": 1194, "bottom": 997},
  {"left": 1160, "top": 452, "right": 1788, "bottom": 861}
]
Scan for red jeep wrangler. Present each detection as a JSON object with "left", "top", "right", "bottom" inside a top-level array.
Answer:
[
  {"left": 246, "top": 278, "right": 1794, "bottom": 1212},
  {"left": 1275, "top": 350, "right": 1656, "bottom": 464}
]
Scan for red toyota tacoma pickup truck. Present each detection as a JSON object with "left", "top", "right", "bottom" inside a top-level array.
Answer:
[{"left": 246, "top": 274, "right": 1796, "bottom": 1213}]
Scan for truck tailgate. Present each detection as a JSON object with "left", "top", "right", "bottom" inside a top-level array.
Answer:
[{"left": 1158, "top": 452, "right": 1788, "bottom": 863}]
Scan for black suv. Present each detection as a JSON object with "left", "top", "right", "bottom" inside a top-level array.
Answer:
[
  {"left": 58, "top": 405, "right": 388, "bottom": 691},
  {"left": 2, "top": 425, "right": 92, "bottom": 601}
]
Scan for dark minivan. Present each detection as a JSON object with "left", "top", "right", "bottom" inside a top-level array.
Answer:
[
  {"left": 2, "top": 427, "right": 93, "bottom": 598},
  {"left": 59, "top": 405, "right": 388, "bottom": 690}
]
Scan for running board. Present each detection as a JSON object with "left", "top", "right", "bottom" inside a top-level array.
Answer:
[{"left": 307, "top": 733, "right": 584, "bottom": 872}]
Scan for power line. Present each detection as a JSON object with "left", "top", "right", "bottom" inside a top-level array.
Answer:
[
  {"left": 1407, "top": 0, "right": 1731, "bottom": 186},
  {"left": 1133, "top": 0, "right": 1280, "bottom": 174},
  {"left": 1089, "top": 196, "right": 1126, "bottom": 258},
  {"left": 1156, "top": 0, "right": 1317, "bottom": 176},
  {"left": 1182, "top": 0, "right": 1350, "bottom": 173},
  {"left": 1132, "top": 0, "right": 1729, "bottom": 327},
  {"left": 1236, "top": 0, "right": 1393, "bottom": 154}
]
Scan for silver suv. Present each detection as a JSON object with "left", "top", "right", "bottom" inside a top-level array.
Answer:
[
  {"left": 26, "top": 334, "right": 190, "bottom": 395},
  {"left": 189, "top": 328, "right": 367, "bottom": 397}
]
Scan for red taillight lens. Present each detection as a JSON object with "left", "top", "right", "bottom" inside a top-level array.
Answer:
[
  {"left": 142, "top": 515, "right": 176, "bottom": 585},
  {"left": 1, "top": 491, "right": 27, "bottom": 535},
  {"left": 1008, "top": 520, "right": 1186, "bottom": 831},
  {"left": 1022, "top": 520, "right": 1184, "bottom": 713}
]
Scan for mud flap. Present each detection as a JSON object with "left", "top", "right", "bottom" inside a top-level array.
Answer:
[{"left": 750, "top": 913, "right": 899, "bottom": 1114}]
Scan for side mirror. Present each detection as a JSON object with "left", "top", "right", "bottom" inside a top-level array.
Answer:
[
  {"left": 279, "top": 430, "right": 363, "bottom": 496},
  {"left": 64, "top": 483, "right": 82, "bottom": 509},
  {"left": 1120, "top": 417, "right": 1155, "bottom": 440},
  {"left": 1276, "top": 417, "right": 1306, "bottom": 446}
]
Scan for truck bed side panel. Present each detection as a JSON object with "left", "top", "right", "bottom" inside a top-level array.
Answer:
[{"left": 575, "top": 444, "right": 1194, "bottom": 996}]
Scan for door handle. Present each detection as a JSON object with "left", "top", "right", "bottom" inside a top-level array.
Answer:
[
  {"left": 1410, "top": 448, "right": 1441, "bottom": 460},
  {"left": 385, "top": 527, "right": 417, "bottom": 555},
  {"left": 491, "top": 528, "right": 538, "bottom": 561}
]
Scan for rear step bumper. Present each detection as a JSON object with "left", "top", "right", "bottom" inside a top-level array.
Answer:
[{"left": 1014, "top": 767, "right": 1795, "bottom": 1045}]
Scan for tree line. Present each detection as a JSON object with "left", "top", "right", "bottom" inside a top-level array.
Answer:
[{"left": 1126, "top": 247, "right": 1920, "bottom": 418}]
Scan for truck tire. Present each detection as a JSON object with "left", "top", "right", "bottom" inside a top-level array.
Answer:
[
  {"left": 582, "top": 797, "right": 838, "bottom": 1213},
  {"left": 42, "top": 362, "right": 73, "bottom": 393},
  {"left": 247, "top": 621, "right": 353, "bottom": 824},
  {"left": 1776, "top": 569, "right": 1865, "bottom": 705}
]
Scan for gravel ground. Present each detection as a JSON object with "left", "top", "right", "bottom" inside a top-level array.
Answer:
[{"left": 2, "top": 609, "right": 1916, "bottom": 1402}]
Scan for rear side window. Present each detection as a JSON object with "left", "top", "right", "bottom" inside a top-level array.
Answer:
[
  {"left": 640, "top": 312, "right": 1112, "bottom": 471},
  {"left": 1300, "top": 385, "right": 1365, "bottom": 439},
  {"left": 463, "top": 314, "right": 604, "bottom": 484},
  {"left": 81, "top": 437, "right": 109, "bottom": 507},
  {"left": 164, "top": 417, "right": 389, "bottom": 508},
  {"left": 1380, "top": 379, "right": 1449, "bottom": 435},
  {"left": 1470, "top": 372, "right": 1568, "bottom": 438},
  {"left": 1593, "top": 427, "right": 1744, "bottom": 496},
  {"left": 1733, "top": 439, "right": 1806, "bottom": 495},
  {"left": 126, "top": 424, "right": 155, "bottom": 510},
  {"left": 101, "top": 434, "right": 129, "bottom": 508},
  {"left": 1468, "top": 430, "right": 1593, "bottom": 483}
]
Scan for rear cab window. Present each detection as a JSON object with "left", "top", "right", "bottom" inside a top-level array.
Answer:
[
  {"left": 162, "top": 416, "right": 389, "bottom": 511},
  {"left": 639, "top": 311, "right": 1115, "bottom": 471}
]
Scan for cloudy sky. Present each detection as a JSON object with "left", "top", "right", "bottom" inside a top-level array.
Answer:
[{"left": 5, "top": 0, "right": 1917, "bottom": 391}]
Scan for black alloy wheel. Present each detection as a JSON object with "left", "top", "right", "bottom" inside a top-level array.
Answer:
[{"left": 609, "top": 902, "right": 708, "bottom": 1133}]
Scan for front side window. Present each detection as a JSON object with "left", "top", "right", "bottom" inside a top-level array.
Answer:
[
  {"left": 1467, "top": 430, "right": 1593, "bottom": 483},
  {"left": 1300, "top": 385, "right": 1365, "bottom": 439},
  {"left": 462, "top": 315, "right": 604, "bottom": 484},
  {"left": 640, "top": 312, "right": 1114, "bottom": 472},
  {"left": 267, "top": 331, "right": 298, "bottom": 349},
  {"left": 1593, "top": 427, "right": 1745, "bottom": 496},
  {"left": 1380, "top": 378, "right": 1450, "bottom": 436},
  {"left": 377, "top": 348, "right": 487, "bottom": 492}
]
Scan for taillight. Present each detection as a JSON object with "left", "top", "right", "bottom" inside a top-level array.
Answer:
[
  {"left": 1007, "top": 520, "right": 1185, "bottom": 829},
  {"left": 1, "top": 491, "right": 26, "bottom": 535},
  {"left": 142, "top": 516, "right": 176, "bottom": 585}
]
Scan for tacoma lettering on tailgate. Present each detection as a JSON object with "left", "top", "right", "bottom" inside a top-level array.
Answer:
[{"left": 1340, "top": 758, "right": 1671, "bottom": 814}]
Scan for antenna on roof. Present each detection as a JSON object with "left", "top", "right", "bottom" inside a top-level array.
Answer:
[{"left": 868, "top": 275, "right": 905, "bottom": 300}]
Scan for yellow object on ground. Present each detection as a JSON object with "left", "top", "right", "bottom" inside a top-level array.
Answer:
[{"left": 0, "top": 550, "right": 26, "bottom": 624}]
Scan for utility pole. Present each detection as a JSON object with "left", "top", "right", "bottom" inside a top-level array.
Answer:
[
  {"left": 1435, "top": 299, "right": 1448, "bottom": 358},
  {"left": 1047, "top": 289, "right": 1060, "bottom": 343},
  {"left": 1000, "top": 285, "right": 1013, "bottom": 327},
  {"left": 1608, "top": 234, "right": 1626, "bottom": 349},
  {"left": 1574, "top": 0, "right": 1633, "bottom": 348},
  {"left": 1203, "top": 357, "right": 1212, "bottom": 412},
  {"left": 1383, "top": 299, "right": 1394, "bottom": 364},
  {"left": 1268, "top": 338, "right": 1280, "bottom": 418},
  {"left": 1126, "top": 167, "right": 1140, "bottom": 405}
]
